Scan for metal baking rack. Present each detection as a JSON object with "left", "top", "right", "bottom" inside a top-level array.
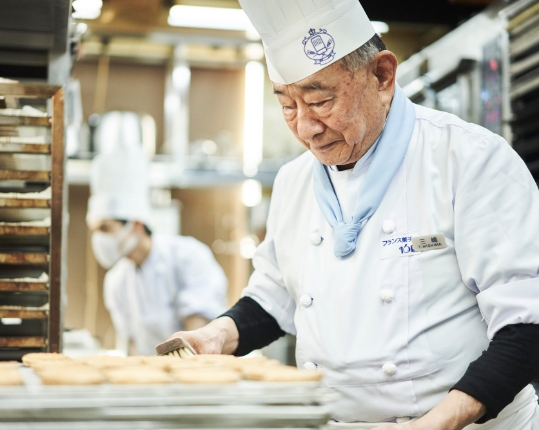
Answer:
[
  {"left": 0, "top": 82, "right": 65, "bottom": 360},
  {"left": 0, "top": 366, "right": 336, "bottom": 429}
]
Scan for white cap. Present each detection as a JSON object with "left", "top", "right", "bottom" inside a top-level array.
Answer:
[
  {"left": 239, "top": 0, "right": 376, "bottom": 84},
  {"left": 94, "top": 111, "right": 142, "bottom": 155},
  {"left": 86, "top": 146, "right": 151, "bottom": 225}
]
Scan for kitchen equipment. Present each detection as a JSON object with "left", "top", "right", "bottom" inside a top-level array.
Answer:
[{"left": 0, "top": 81, "right": 65, "bottom": 361}]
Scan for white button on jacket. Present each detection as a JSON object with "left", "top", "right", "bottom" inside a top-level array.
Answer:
[
  {"left": 383, "top": 363, "right": 397, "bottom": 376},
  {"left": 241, "top": 104, "right": 539, "bottom": 423},
  {"left": 304, "top": 361, "right": 317, "bottom": 371},
  {"left": 309, "top": 232, "right": 322, "bottom": 245},
  {"left": 380, "top": 290, "right": 394, "bottom": 303},
  {"left": 382, "top": 220, "right": 396, "bottom": 234},
  {"left": 300, "top": 295, "right": 313, "bottom": 307}
]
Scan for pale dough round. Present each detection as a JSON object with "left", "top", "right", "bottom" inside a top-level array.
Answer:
[
  {"left": 228, "top": 357, "right": 280, "bottom": 371},
  {"left": 74, "top": 356, "right": 142, "bottom": 369},
  {"left": 106, "top": 366, "right": 172, "bottom": 384},
  {"left": 22, "top": 352, "right": 71, "bottom": 367},
  {"left": 0, "top": 361, "right": 19, "bottom": 370},
  {"left": 142, "top": 356, "right": 182, "bottom": 371},
  {"left": 169, "top": 360, "right": 217, "bottom": 371},
  {"left": 0, "top": 370, "right": 23, "bottom": 385},
  {"left": 189, "top": 354, "right": 236, "bottom": 363},
  {"left": 39, "top": 366, "right": 105, "bottom": 385},
  {"left": 259, "top": 366, "right": 323, "bottom": 382},
  {"left": 173, "top": 368, "right": 241, "bottom": 384}
]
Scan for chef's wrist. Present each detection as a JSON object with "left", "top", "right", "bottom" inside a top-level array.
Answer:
[
  {"left": 411, "top": 390, "right": 486, "bottom": 430},
  {"left": 207, "top": 316, "right": 239, "bottom": 355}
]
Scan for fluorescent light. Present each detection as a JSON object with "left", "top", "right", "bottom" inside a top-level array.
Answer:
[
  {"left": 168, "top": 5, "right": 253, "bottom": 31},
  {"left": 240, "top": 236, "right": 258, "bottom": 259},
  {"left": 243, "top": 61, "right": 265, "bottom": 177},
  {"left": 242, "top": 179, "right": 262, "bottom": 207},
  {"left": 372, "top": 21, "right": 389, "bottom": 34},
  {"left": 72, "top": 0, "right": 102, "bottom": 19}
]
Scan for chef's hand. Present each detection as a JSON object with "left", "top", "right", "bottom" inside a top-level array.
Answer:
[
  {"left": 371, "top": 390, "right": 486, "bottom": 430},
  {"left": 166, "top": 316, "right": 239, "bottom": 355}
]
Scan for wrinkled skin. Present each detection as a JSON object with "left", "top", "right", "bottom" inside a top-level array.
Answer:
[{"left": 273, "top": 51, "right": 397, "bottom": 169}]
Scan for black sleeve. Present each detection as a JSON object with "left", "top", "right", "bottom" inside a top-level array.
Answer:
[
  {"left": 218, "top": 296, "right": 286, "bottom": 356},
  {"left": 451, "top": 323, "right": 539, "bottom": 423}
]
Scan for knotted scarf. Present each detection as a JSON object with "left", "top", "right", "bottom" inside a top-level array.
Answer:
[{"left": 313, "top": 84, "right": 416, "bottom": 258}]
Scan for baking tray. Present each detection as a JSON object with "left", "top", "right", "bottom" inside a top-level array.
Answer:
[
  {"left": 0, "top": 143, "right": 50, "bottom": 154},
  {"left": 0, "top": 367, "right": 336, "bottom": 428},
  {"left": 0, "top": 280, "right": 48, "bottom": 292},
  {"left": 0, "top": 337, "right": 46, "bottom": 348},
  {"left": 0, "top": 306, "right": 48, "bottom": 319},
  {"left": 0, "top": 171, "right": 50, "bottom": 181}
]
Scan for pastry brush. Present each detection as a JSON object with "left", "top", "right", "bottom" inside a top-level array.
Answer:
[{"left": 155, "top": 337, "right": 197, "bottom": 358}]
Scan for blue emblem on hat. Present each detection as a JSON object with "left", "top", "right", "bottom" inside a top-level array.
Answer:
[{"left": 303, "top": 28, "right": 336, "bottom": 65}]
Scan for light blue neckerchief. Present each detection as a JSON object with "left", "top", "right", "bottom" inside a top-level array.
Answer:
[{"left": 313, "top": 84, "right": 416, "bottom": 258}]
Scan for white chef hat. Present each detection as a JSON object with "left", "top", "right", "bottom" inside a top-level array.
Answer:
[
  {"left": 86, "top": 146, "right": 151, "bottom": 226},
  {"left": 239, "top": 0, "right": 376, "bottom": 85},
  {"left": 94, "top": 111, "right": 142, "bottom": 155}
]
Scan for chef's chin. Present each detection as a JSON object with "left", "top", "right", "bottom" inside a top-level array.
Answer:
[{"left": 311, "top": 146, "right": 354, "bottom": 167}]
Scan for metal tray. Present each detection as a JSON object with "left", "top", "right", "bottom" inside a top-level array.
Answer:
[{"left": 0, "top": 369, "right": 336, "bottom": 429}]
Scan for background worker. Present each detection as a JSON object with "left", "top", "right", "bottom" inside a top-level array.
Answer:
[{"left": 86, "top": 112, "right": 227, "bottom": 355}]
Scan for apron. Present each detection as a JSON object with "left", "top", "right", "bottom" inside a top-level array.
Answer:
[{"left": 323, "top": 385, "right": 539, "bottom": 430}]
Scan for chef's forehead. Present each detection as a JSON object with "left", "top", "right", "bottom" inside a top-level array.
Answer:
[{"left": 272, "top": 80, "right": 335, "bottom": 96}]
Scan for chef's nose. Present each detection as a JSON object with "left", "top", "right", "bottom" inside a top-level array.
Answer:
[{"left": 296, "top": 106, "right": 325, "bottom": 142}]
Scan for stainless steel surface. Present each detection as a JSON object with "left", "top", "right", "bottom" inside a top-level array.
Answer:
[{"left": 0, "top": 367, "right": 336, "bottom": 429}]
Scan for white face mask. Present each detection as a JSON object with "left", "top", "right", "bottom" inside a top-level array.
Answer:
[{"left": 91, "top": 222, "right": 140, "bottom": 269}]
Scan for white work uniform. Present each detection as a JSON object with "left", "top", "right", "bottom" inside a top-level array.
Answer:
[
  {"left": 243, "top": 104, "right": 539, "bottom": 425},
  {"left": 104, "top": 234, "right": 227, "bottom": 356}
]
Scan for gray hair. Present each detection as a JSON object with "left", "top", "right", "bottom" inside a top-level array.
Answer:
[{"left": 339, "top": 34, "right": 387, "bottom": 73}]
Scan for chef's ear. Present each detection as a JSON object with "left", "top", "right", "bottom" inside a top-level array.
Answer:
[
  {"left": 132, "top": 221, "right": 147, "bottom": 235},
  {"left": 372, "top": 51, "right": 397, "bottom": 100}
]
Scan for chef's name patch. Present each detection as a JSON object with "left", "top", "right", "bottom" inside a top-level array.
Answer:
[
  {"left": 412, "top": 234, "right": 447, "bottom": 251},
  {"left": 380, "top": 233, "right": 447, "bottom": 259}
]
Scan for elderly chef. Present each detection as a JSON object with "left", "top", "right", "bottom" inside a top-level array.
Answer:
[
  {"left": 87, "top": 114, "right": 227, "bottom": 356},
  {"left": 166, "top": 0, "right": 539, "bottom": 428}
]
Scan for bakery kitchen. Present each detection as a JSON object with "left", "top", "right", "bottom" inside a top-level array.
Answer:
[{"left": 165, "top": 0, "right": 539, "bottom": 429}]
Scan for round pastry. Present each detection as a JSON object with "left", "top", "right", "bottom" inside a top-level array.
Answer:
[
  {"left": 31, "top": 361, "right": 80, "bottom": 374},
  {"left": 39, "top": 366, "right": 105, "bottom": 385},
  {"left": 0, "top": 370, "right": 23, "bottom": 386},
  {"left": 74, "top": 355, "right": 129, "bottom": 369},
  {"left": 106, "top": 366, "right": 172, "bottom": 384},
  {"left": 189, "top": 354, "right": 237, "bottom": 365},
  {"left": 0, "top": 361, "right": 19, "bottom": 370},
  {"left": 168, "top": 360, "right": 216, "bottom": 372},
  {"left": 173, "top": 368, "right": 241, "bottom": 384},
  {"left": 258, "top": 366, "right": 323, "bottom": 382},
  {"left": 228, "top": 357, "right": 280, "bottom": 371},
  {"left": 22, "top": 352, "right": 71, "bottom": 367},
  {"left": 142, "top": 356, "right": 182, "bottom": 371}
]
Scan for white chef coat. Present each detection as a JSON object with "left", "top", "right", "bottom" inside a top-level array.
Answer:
[
  {"left": 242, "top": 104, "right": 539, "bottom": 423},
  {"left": 104, "top": 234, "right": 227, "bottom": 356}
]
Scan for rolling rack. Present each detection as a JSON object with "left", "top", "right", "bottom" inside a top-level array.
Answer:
[
  {"left": 0, "top": 81, "right": 65, "bottom": 360},
  {"left": 505, "top": 0, "right": 539, "bottom": 180}
]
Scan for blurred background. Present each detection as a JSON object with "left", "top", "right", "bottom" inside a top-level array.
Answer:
[{"left": 0, "top": 0, "right": 536, "bottom": 359}]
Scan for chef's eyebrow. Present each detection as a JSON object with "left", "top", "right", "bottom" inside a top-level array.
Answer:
[
  {"left": 273, "top": 81, "right": 330, "bottom": 95},
  {"left": 298, "top": 81, "right": 326, "bottom": 91}
]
